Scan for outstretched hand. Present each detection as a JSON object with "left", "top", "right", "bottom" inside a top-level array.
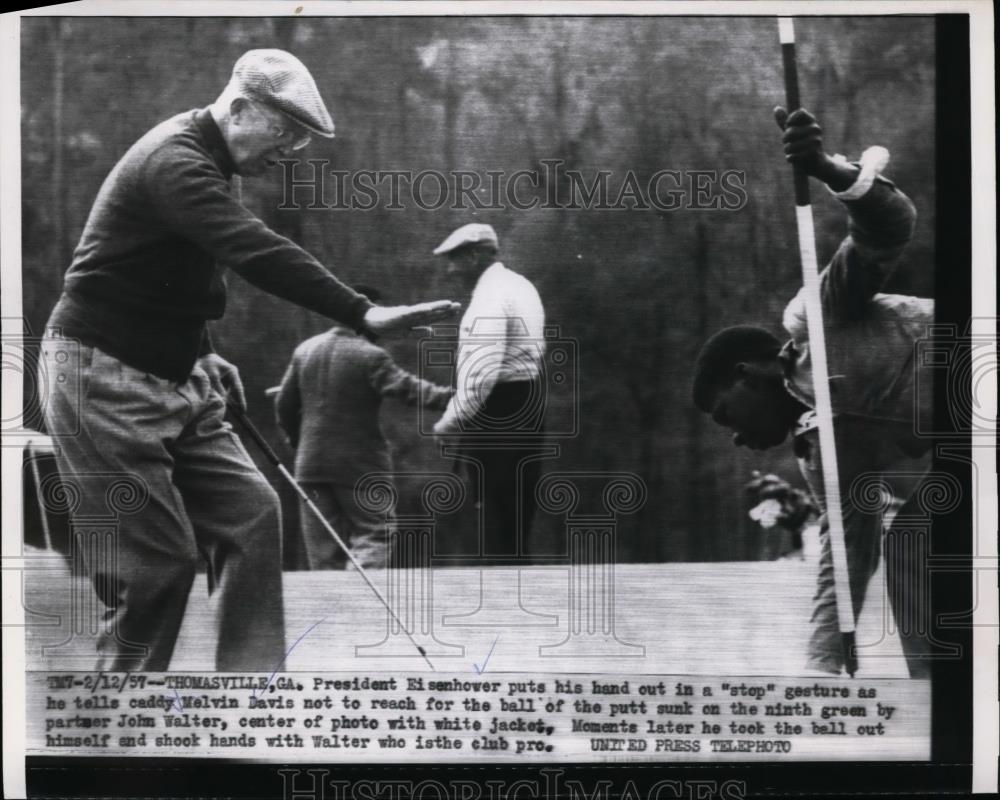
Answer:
[
  {"left": 363, "top": 300, "right": 462, "bottom": 335},
  {"left": 773, "top": 106, "right": 828, "bottom": 178}
]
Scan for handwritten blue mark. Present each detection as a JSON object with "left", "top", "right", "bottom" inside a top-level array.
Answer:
[
  {"left": 251, "top": 618, "right": 327, "bottom": 700},
  {"left": 168, "top": 687, "right": 184, "bottom": 712},
  {"left": 472, "top": 635, "right": 500, "bottom": 674}
]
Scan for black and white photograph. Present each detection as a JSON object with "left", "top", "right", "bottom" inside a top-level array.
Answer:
[{"left": 1, "top": 2, "right": 995, "bottom": 798}]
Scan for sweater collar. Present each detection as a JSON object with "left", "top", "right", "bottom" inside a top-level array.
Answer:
[{"left": 194, "top": 107, "right": 236, "bottom": 179}]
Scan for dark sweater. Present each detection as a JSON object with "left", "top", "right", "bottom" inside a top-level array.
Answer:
[{"left": 48, "top": 108, "right": 372, "bottom": 381}]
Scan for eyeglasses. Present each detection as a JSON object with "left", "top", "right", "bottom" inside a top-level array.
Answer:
[{"left": 269, "top": 123, "right": 312, "bottom": 151}]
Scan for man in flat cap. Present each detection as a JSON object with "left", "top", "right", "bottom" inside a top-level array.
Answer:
[
  {"left": 275, "top": 286, "right": 453, "bottom": 571},
  {"left": 431, "top": 224, "right": 547, "bottom": 562},
  {"left": 40, "top": 49, "right": 458, "bottom": 671}
]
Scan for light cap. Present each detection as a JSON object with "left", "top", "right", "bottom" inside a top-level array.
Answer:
[{"left": 432, "top": 223, "right": 499, "bottom": 255}]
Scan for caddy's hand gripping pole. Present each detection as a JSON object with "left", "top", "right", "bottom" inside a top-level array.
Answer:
[
  {"left": 778, "top": 17, "right": 858, "bottom": 678},
  {"left": 226, "top": 401, "right": 437, "bottom": 671}
]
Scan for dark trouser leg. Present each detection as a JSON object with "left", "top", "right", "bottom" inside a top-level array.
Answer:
[
  {"left": 484, "top": 446, "right": 518, "bottom": 558},
  {"left": 459, "top": 447, "right": 509, "bottom": 559},
  {"left": 518, "top": 451, "right": 542, "bottom": 553},
  {"left": 466, "top": 380, "right": 545, "bottom": 561},
  {"left": 463, "top": 444, "right": 541, "bottom": 559}
]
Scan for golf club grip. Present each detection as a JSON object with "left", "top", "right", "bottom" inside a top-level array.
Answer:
[
  {"left": 780, "top": 35, "right": 811, "bottom": 206},
  {"left": 227, "top": 403, "right": 282, "bottom": 466}
]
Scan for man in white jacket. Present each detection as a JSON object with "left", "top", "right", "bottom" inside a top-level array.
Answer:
[{"left": 432, "top": 224, "right": 547, "bottom": 562}]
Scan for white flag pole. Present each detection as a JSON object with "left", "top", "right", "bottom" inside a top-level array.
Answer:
[{"left": 778, "top": 17, "right": 857, "bottom": 677}]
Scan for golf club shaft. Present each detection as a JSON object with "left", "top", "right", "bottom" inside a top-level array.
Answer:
[{"left": 227, "top": 402, "right": 437, "bottom": 671}]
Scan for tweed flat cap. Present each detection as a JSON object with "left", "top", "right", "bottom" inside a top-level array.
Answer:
[
  {"left": 432, "top": 223, "right": 499, "bottom": 255},
  {"left": 230, "top": 49, "right": 335, "bottom": 138}
]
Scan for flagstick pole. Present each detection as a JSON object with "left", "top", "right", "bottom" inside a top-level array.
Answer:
[{"left": 778, "top": 17, "right": 857, "bottom": 677}]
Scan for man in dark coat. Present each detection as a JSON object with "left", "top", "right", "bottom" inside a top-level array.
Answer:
[{"left": 275, "top": 287, "right": 453, "bottom": 570}]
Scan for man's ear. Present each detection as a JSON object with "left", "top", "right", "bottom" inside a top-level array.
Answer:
[{"left": 229, "top": 97, "right": 251, "bottom": 125}]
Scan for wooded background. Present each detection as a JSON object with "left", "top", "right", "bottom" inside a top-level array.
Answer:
[{"left": 20, "top": 16, "right": 935, "bottom": 567}]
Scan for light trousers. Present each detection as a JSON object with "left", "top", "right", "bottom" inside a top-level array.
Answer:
[
  {"left": 41, "top": 340, "right": 286, "bottom": 671},
  {"left": 797, "top": 422, "right": 932, "bottom": 678},
  {"left": 299, "top": 482, "right": 390, "bottom": 570}
]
